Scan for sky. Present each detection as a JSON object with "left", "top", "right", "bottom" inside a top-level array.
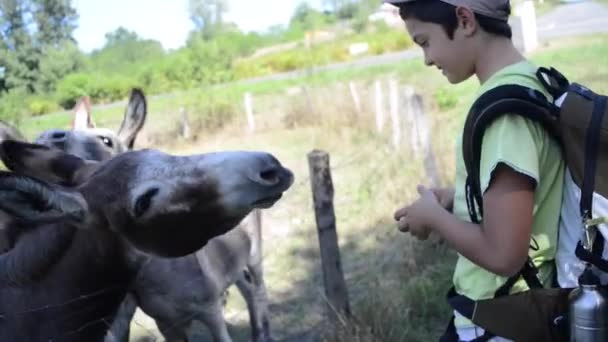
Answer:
[{"left": 73, "top": 0, "right": 323, "bottom": 53}]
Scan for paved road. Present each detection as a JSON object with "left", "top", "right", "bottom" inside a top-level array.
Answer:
[
  {"left": 50, "top": 1, "right": 608, "bottom": 113},
  {"left": 536, "top": 1, "right": 608, "bottom": 39}
]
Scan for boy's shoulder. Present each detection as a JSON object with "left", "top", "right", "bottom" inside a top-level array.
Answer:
[{"left": 477, "top": 60, "right": 548, "bottom": 98}]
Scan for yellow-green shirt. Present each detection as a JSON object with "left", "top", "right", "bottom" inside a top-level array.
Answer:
[{"left": 452, "top": 60, "right": 565, "bottom": 328}]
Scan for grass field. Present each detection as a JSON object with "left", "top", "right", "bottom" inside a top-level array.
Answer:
[{"left": 18, "top": 33, "right": 608, "bottom": 341}]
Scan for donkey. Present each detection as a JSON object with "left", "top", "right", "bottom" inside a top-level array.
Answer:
[
  {"left": 20, "top": 90, "right": 275, "bottom": 342},
  {"left": 0, "top": 139, "right": 293, "bottom": 341}
]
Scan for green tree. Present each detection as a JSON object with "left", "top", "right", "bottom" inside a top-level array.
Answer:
[
  {"left": 0, "top": 0, "right": 79, "bottom": 93},
  {"left": 0, "top": 0, "right": 38, "bottom": 92},
  {"left": 188, "top": 0, "right": 228, "bottom": 40},
  {"left": 31, "top": 0, "right": 78, "bottom": 47},
  {"left": 90, "top": 27, "right": 165, "bottom": 75}
]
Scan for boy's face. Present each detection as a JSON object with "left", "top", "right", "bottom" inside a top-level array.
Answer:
[{"left": 405, "top": 17, "right": 475, "bottom": 84}]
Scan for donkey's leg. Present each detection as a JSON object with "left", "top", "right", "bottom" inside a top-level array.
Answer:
[
  {"left": 104, "top": 292, "right": 138, "bottom": 342},
  {"left": 235, "top": 261, "right": 272, "bottom": 342},
  {"left": 156, "top": 318, "right": 190, "bottom": 342},
  {"left": 198, "top": 299, "right": 233, "bottom": 342}
]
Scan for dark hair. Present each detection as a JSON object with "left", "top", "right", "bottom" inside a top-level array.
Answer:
[{"left": 397, "top": 0, "right": 512, "bottom": 39}]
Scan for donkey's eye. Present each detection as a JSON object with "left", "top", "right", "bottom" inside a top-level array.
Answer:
[
  {"left": 134, "top": 188, "right": 159, "bottom": 218},
  {"left": 98, "top": 136, "right": 113, "bottom": 148}
]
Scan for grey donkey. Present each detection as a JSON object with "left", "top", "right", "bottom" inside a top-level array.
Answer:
[{"left": 17, "top": 90, "right": 274, "bottom": 342}]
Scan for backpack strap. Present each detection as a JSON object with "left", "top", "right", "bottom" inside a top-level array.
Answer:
[
  {"left": 536, "top": 67, "right": 570, "bottom": 99},
  {"left": 461, "top": 84, "right": 559, "bottom": 300},
  {"left": 462, "top": 84, "right": 560, "bottom": 224},
  {"left": 574, "top": 93, "right": 608, "bottom": 272}
]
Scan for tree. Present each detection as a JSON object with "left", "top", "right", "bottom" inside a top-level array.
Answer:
[
  {"left": 90, "top": 27, "right": 165, "bottom": 75},
  {"left": 0, "top": 0, "right": 38, "bottom": 92},
  {"left": 188, "top": 0, "right": 228, "bottom": 40},
  {"left": 0, "top": 0, "right": 79, "bottom": 93},
  {"left": 32, "top": 0, "right": 78, "bottom": 47}
]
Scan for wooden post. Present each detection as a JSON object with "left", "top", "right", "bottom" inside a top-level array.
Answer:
[
  {"left": 409, "top": 93, "right": 442, "bottom": 187},
  {"left": 349, "top": 81, "right": 362, "bottom": 116},
  {"left": 374, "top": 80, "right": 384, "bottom": 133},
  {"left": 389, "top": 79, "right": 401, "bottom": 149},
  {"left": 179, "top": 107, "right": 191, "bottom": 139},
  {"left": 244, "top": 92, "right": 255, "bottom": 132},
  {"left": 511, "top": 0, "right": 538, "bottom": 53},
  {"left": 308, "top": 150, "right": 351, "bottom": 325},
  {"left": 402, "top": 85, "right": 420, "bottom": 158}
]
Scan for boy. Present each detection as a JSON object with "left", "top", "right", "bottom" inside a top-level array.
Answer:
[{"left": 388, "top": 0, "right": 565, "bottom": 340}]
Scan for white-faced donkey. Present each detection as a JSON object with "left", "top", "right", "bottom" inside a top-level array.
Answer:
[
  {"left": 22, "top": 90, "right": 278, "bottom": 342},
  {"left": 0, "top": 128, "right": 293, "bottom": 341}
]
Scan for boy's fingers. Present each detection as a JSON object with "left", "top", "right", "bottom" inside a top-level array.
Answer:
[
  {"left": 397, "top": 217, "right": 409, "bottom": 232},
  {"left": 394, "top": 207, "right": 408, "bottom": 220}
]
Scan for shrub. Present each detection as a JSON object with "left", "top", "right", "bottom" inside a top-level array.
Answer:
[
  {"left": 435, "top": 87, "right": 458, "bottom": 111},
  {"left": 56, "top": 73, "right": 93, "bottom": 109},
  {"left": 27, "top": 96, "right": 59, "bottom": 116},
  {"left": 0, "top": 88, "right": 29, "bottom": 122}
]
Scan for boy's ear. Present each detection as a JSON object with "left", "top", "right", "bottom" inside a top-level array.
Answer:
[
  {"left": 455, "top": 6, "right": 478, "bottom": 36},
  {"left": 0, "top": 171, "right": 87, "bottom": 226},
  {"left": 117, "top": 88, "right": 147, "bottom": 150},
  {"left": 0, "top": 140, "right": 90, "bottom": 186}
]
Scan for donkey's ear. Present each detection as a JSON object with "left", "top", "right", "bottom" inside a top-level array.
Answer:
[
  {"left": 0, "top": 140, "right": 90, "bottom": 186},
  {"left": 117, "top": 88, "right": 147, "bottom": 150},
  {"left": 0, "top": 172, "right": 87, "bottom": 226},
  {"left": 72, "top": 96, "right": 94, "bottom": 130},
  {"left": 0, "top": 120, "right": 26, "bottom": 143}
]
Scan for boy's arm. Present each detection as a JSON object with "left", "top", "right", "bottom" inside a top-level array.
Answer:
[{"left": 431, "top": 163, "right": 535, "bottom": 277}]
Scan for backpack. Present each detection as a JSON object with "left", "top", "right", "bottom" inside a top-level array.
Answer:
[{"left": 440, "top": 67, "right": 608, "bottom": 342}]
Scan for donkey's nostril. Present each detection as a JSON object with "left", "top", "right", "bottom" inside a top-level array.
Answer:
[
  {"left": 259, "top": 168, "right": 280, "bottom": 185},
  {"left": 51, "top": 131, "right": 66, "bottom": 140}
]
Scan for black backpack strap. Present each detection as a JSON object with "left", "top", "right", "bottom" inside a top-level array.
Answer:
[
  {"left": 575, "top": 93, "right": 608, "bottom": 272},
  {"left": 462, "top": 84, "right": 559, "bottom": 224},
  {"left": 461, "top": 84, "right": 558, "bottom": 297},
  {"left": 536, "top": 67, "right": 570, "bottom": 99},
  {"left": 443, "top": 287, "right": 496, "bottom": 341},
  {"left": 580, "top": 94, "right": 606, "bottom": 219}
]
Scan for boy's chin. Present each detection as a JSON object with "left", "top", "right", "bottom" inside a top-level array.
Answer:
[{"left": 443, "top": 72, "right": 469, "bottom": 84}]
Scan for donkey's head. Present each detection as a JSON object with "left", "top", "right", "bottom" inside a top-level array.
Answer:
[
  {"left": 35, "top": 89, "right": 146, "bottom": 161},
  {"left": 0, "top": 140, "right": 294, "bottom": 257}
]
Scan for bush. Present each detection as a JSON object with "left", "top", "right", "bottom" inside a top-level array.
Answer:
[
  {"left": 0, "top": 88, "right": 29, "bottom": 122},
  {"left": 27, "top": 96, "right": 59, "bottom": 116},
  {"left": 56, "top": 73, "right": 93, "bottom": 109},
  {"left": 88, "top": 75, "right": 136, "bottom": 104},
  {"left": 435, "top": 87, "right": 458, "bottom": 111}
]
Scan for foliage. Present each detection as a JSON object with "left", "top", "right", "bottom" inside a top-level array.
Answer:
[
  {"left": 434, "top": 87, "right": 458, "bottom": 111},
  {"left": 0, "top": 0, "right": 80, "bottom": 93},
  {"left": 0, "top": 88, "right": 29, "bottom": 122}
]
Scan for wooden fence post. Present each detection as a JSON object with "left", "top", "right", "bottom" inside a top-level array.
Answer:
[
  {"left": 308, "top": 150, "right": 351, "bottom": 325},
  {"left": 389, "top": 79, "right": 401, "bottom": 149},
  {"left": 244, "top": 92, "right": 255, "bottom": 132},
  {"left": 402, "top": 85, "right": 420, "bottom": 158},
  {"left": 179, "top": 107, "right": 191, "bottom": 139},
  {"left": 409, "top": 92, "right": 442, "bottom": 187},
  {"left": 349, "top": 81, "right": 362, "bottom": 116},
  {"left": 374, "top": 80, "right": 384, "bottom": 133}
]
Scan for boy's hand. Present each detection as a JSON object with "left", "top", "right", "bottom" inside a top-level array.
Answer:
[
  {"left": 431, "top": 187, "right": 455, "bottom": 212},
  {"left": 393, "top": 185, "right": 444, "bottom": 240}
]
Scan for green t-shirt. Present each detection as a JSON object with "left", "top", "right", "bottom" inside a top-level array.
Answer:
[{"left": 451, "top": 60, "right": 565, "bottom": 328}]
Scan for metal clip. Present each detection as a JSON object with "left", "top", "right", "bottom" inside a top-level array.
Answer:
[
  {"left": 582, "top": 211, "right": 596, "bottom": 252},
  {"left": 585, "top": 216, "right": 608, "bottom": 229}
]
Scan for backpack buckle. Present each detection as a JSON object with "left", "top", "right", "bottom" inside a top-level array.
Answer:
[{"left": 585, "top": 216, "right": 608, "bottom": 229}]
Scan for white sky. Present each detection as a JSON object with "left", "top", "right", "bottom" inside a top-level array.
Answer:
[{"left": 73, "top": 0, "right": 324, "bottom": 52}]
